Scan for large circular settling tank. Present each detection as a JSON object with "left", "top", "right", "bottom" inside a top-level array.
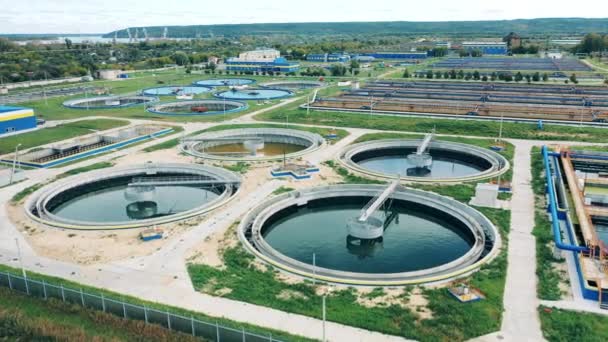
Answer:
[
  {"left": 340, "top": 139, "right": 509, "bottom": 183},
  {"left": 240, "top": 185, "right": 499, "bottom": 285},
  {"left": 181, "top": 128, "right": 324, "bottom": 162},
  {"left": 142, "top": 86, "right": 212, "bottom": 96},
  {"left": 26, "top": 164, "right": 240, "bottom": 229},
  {"left": 261, "top": 80, "right": 325, "bottom": 90},
  {"left": 194, "top": 78, "right": 255, "bottom": 87},
  {"left": 147, "top": 100, "right": 248, "bottom": 116},
  {"left": 63, "top": 95, "right": 157, "bottom": 109},
  {"left": 214, "top": 88, "right": 293, "bottom": 100}
]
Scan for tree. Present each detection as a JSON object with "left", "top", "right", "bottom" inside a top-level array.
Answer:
[
  {"left": 464, "top": 72, "right": 472, "bottom": 81},
  {"left": 532, "top": 72, "right": 540, "bottom": 82},
  {"left": 330, "top": 64, "right": 347, "bottom": 76},
  {"left": 473, "top": 70, "right": 480, "bottom": 80},
  {"left": 481, "top": 75, "right": 488, "bottom": 82},
  {"left": 515, "top": 72, "right": 523, "bottom": 82},
  {"left": 208, "top": 62, "right": 216, "bottom": 72},
  {"left": 604, "top": 78, "right": 608, "bottom": 85},
  {"left": 525, "top": 74, "right": 531, "bottom": 83},
  {"left": 542, "top": 73, "right": 549, "bottom": 82},
  {"left": 403, "top": 69, "right": 410, "bottom": 78},
  {"left": 434, "top": 71, "right": 442, "bottom": 79},
  {"left": 349, "top": 60, "right": 360, "bottom": 74},
  {"left": 171, "top": 52, "right": 189, "bottom": 66},
  {"left": 443, "top": 71, "right": 449, "bottom": 79},
  {"left": 64, "top": 38, "right": 73, "bottom": 49},
  {"left": 570, "top": 74, "right": 578, "bottom": 84},
  {"left": 457, "top": 70, "right": 464, "bottom": 79},
  {"left": 504, "top": 74, "right": 513, "bottom": 82},
  {"left": 490, "top": 72, "right": 497, "bottom": 81},
  {"left": 426, "top": 70, "right": 434, "bottom": 79},
  {"left": 449, "top": 69, "right": 457, "bottom": 79}
]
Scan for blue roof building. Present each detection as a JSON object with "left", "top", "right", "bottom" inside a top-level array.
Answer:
[
  {"left": 0, "top": 106, "right": 37, "bottom": 135},
  {"left": 226, "top": 49, "right": 299, "bottom": 73}
]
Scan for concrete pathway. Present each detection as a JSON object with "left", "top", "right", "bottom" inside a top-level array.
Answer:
[{"left": 500, "top": 140, "right": 544, "bottom": 341}]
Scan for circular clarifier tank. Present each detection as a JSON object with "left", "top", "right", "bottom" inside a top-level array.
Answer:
[
  {"left": 181, "top": 128, "right": 325, "bottom": 162},
  {"left": 63, "top": 95, "right": 157, "bottom": 109},
  {"left": 26, "top": 163, "right": 241, "bottom": 229},
  {"left": 193, "top": 78, "right": 255, "bottom": 87},
  {"left": 339, "top": 139, "right": 509, "bottom": 183},
  {"left": 240, "top": 185, "right": 500, "bottom": 285},
  {"left": 214, "top": 88, "right": 293, "bottom": 100},
  {"left": 260, "top": 80, "right": 325, "bottom": 90},
  {"left": 141, "top": 85, "right": 212, "bottom": 96},
  {"left": 147, "top": 99, "right": 248, "bottom": 116}
]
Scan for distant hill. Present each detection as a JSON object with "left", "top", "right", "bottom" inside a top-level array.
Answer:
[{"left": 104, "top": 18, "right": 608, "bottom": 39}]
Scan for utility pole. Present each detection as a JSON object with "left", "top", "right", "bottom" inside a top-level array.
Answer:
[
  {"left": 9, "top": 143, "right": 22, "bottom": 184},
  {"left": 15, "top": 238, "right": 27, "bottom": 280},
  {"left": 322, "top": 295, "right": 327, "bottom": 342}
]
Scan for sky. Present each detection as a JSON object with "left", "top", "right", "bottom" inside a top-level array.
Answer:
[{"left": 1, "top": 0, "right": 607, "bottom": 34}]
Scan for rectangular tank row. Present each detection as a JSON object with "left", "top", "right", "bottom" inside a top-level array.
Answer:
[{"left": 1, "top": 124, "right": 173, "bottom": 168}]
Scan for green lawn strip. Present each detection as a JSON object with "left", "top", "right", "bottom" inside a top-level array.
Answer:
[
  {"left": 0, "top": 265, "right": 315, "bottom": 342},
  {"left": 272, "top": 186, "right": 295, "bottom": 195},
  {"left": 539, "top": 306, "right": 608, "bottom": 341},
  {"left": 188, "top": 172, "right": 510, "bottom": 341},
  {"left": 0, "top": 119, "right": 129, "bottom": 155},
  {"left": 257, "top": 108, "right": 608, "bottom": 143},
  {"left": 530, "top": 147, "right": 567, "bottom": 300},
  {"left": 56, "top": 161, "right": 114, "bottom": 179},
  {"left": 0, "top": 287, "right": 197, "bottom": 342},
  {"left": 11, "top": 183, "right": 45, "bottom": 204}
]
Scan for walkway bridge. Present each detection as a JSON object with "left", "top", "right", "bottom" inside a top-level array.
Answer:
[
  {"left": 408, "top": 131, "right": 435, "bottom": 169},
  {"left": 348, "top": 179, "right": 400, "bottom": 240}
]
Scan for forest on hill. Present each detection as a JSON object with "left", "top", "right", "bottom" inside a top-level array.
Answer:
[{"left": 104, "top": 18, "right": 608, "bottom": 38}]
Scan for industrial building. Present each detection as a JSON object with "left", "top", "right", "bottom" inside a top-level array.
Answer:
[
  {"left": 306, "top": 53, "right": 351, "bottom": 63},
  {"left": 462, "top": 42, "right": 507, "bottom": 55},
  {"left": 225, "top": 49, "right": 300, "bottom": 73},
  {"left": 358, "top": 52, "right": 428, "bottom": 60},
  {"left": 0, "top": 105, "right": 36, "bottom": 135}
]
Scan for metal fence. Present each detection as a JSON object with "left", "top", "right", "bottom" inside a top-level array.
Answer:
[{"left": 0, "top": 271, "right": 283, "bottom": 342}]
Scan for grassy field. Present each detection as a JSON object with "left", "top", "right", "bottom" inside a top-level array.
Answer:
[
  {"left": 188, "top": 166, "right": 511, "bottom": 341},
  {"left": 539, "top": 306, "right": 608, "bottom": 341},
  {"left": 0, "top": 287, "right": 199, "bottom": 342},
  {"left": 257, "top": 107, "right": 608, "bottom": 143},
  {"left": 0, "top": 265, "right": 314, "bottom": 342},
  {"left": 14, "top": 72, "right": 328, "bottom": 123},
  {"left": 530, "top": 147, "right": 568, "bottom": 300},
  {"left": 0, "top": 119, "right": 129, "bottom": 155}
]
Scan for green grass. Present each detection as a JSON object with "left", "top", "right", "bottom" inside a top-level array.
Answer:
[
  {"left": 322, "top": 160, "right": 384, "bottom": 184},
  {"left": 0, "top": 265, "right": 314, "bottom": 342},
  {"left": 0, "top": 287, "right": 198, "bottom": 342},
  {"left": 272, "top": 186, "right": 295, "bottom": 195},
  {"left": 530, "top": 147, "right": 567, "bottom": 300},
  {"left": 56, "top": 162, "right": 114, "bottom": 179},
  {"left": 11, "top": 183, "right": 44, "bottom": 204},
  {"left": 539, "top": 306, "right": 608, "bottom": 341},
  {"left": 222, "top": 162, "right": 250, "bottom": 173},
  {"left": 187, "top": 192, "right": 511, "bottom": 341},
  {"left": 0, "top": 119, "right": 129, "bottom": 155},
  {"left": 257, "top": 108, "right": 608, "bottom": 143}
]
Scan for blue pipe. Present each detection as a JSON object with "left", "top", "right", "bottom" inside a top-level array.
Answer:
[{"left": 542, "top": 146, "right": 589, "bottom": 252}]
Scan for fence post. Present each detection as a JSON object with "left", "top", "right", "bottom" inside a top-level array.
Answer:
[
  {"left": 42, "top": 280, "right": 47, "bottom": 299},
  {"left": 216, "top": 321, "right": 221, "bottom": 342},
  {"left": 122, "top": 301, "right": 127, "bottom": 318},
  {"left": 242, "top": 327, "right": 246, "bottom": 342},
  {"left": 7, "top": 273, "right": 12, "bottom": 290},
  {"left": 80, "top": 288, "right": 85, "bottom": 306},
  {"left": 191, "top": 316, "right": 195, "bottom": 336},
  {"left": 269, "top": 333, "right": 272, "bottom": 342},
  {"left": 60, "top": 284, "right": 66, "bottom": 302},
  {"left": 144, "top": 306, "right": 149, "bottom": 324},
  {"left": 167, "top": 311, "right": 171, "bottom": 330},
  {"left": 101, "top": 293, "right": 106, "bottom": 312}
]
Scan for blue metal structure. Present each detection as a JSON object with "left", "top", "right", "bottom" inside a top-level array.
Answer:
[
  {"left": 306, "top": 53, "right": 351, "bottom": 63},
  {"left": 0, "top": 106, "right": 36, "bottom": 135},
  {"left": 358, "top": 52, "right": 428, "bottom": 60},
  {"left": 225, "top": 57, "right": 299, "bottom": 73}
]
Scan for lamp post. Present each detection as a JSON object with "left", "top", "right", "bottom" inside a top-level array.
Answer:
[{"left": 9, "top": 143, "right": 22, "bottom": 184}]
